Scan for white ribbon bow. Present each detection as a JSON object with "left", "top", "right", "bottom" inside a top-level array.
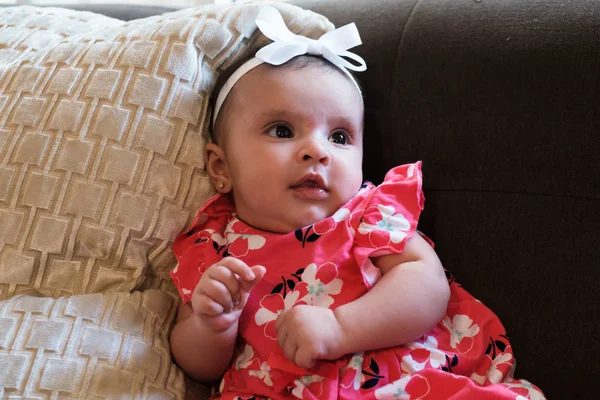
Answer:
[
  {"left": 212, "top": 5, "right": 366, "bottom": 127},
  {"left": 255, "top": 6, "right": 367, "bottom": 75}
]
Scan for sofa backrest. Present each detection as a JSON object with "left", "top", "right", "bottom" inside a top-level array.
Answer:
[{"left": 296, "top": 0, "right": 599, "bottom": 398}]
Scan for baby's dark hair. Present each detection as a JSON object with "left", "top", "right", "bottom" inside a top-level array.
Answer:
[{"left": 208, "top": 52, "right": 363, "bottom": 143}]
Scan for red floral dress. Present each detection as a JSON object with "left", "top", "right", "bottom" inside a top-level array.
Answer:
[{"left": 170, "top": 162, "right": 545, "bottom": 400}]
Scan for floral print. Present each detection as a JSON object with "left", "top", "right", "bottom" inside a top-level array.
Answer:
[
  {"left": 443, "top": 314, "right": 481, "bottom": 354},
  {"left": 254, "top": 289, "right": 307, "bottom": 340},
  {"left": 170, "top": 163, "right": 545, "bottom": 399},
  {"left": 312, "top": 207, "right": 351, "bottom": 235},
  {"left": 225, "top": 218, "right": 267, "bottom": 257},
  {"left": 290, "top": 375, "right": 325, "bottom": 399},
  {"left": 471, "top": 352, "right": 514, "bottom": 385},
  {"left": 248, "top": 362, "right": 273, "bottom": 387},
  {"left": 375, "top": 374, "right": 430, "bottom": 400},
  {"left": 358, "top": 204, "right": 411, "bottom": 247},
  {"left": 340, "top": 353, "right": 365, "bottom": 390},
  {"left": 296, "top": 262, "right": 343, "bottom": 308},
  {"left": 401, "top": 336, "right": 446, "bottom": 374},
  {"left": 235, "top": 344, "right": 255, "bottom": 370},
  {"left": 508, "top": 381, "right": 546, "bottom": 400}
]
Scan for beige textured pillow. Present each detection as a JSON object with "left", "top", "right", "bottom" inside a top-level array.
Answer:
[
  {"left": 0, "top": 3, "right": 333, "bottom": 299},
  {"left": 0, "top": 290, "right": 196, "bottom": 399}
]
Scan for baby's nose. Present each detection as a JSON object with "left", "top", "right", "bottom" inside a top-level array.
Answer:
[{"left": 299, "top": 138, "right": 330, "bottom": 166}]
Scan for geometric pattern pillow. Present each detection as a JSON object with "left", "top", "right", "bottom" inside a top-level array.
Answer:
[
  {"left": 0, "top": 3, "right": 333, "bottom": 300},
  {"left": 0, "top": 290, "right": 194, "bottom": 399}
]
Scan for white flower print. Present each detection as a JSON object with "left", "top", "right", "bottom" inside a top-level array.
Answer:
[
  {"left": 348, "top": 209, "right": 362, "bottom": 236},
  {"left": 401, "top": 355, "right": 427, "bottom": 374},
  {"left": 375, "top": 375, "right": 411, "bottom": 400},
  {"left": 224, "top": 218, "right": 266, "bottom": 257},
  {"left": 471, "top": 372, "right": 486, "bottom": 385},
  {"left": 442, "top": 314, "right": 480, "bottom": 351},
  {"left": 254, "top": 290, "right": 304, "bottom": 339},
  {"left": 341, "top": 352, "right": 365, "bottom": 390},
  {"left": 232, "top": 345, "right": 274, "bottom": 389},
  {"left": 290, "top": 375, "right": 324, "bottom": 399},
  {"left": 228, "top": 232, "right": 266, "bottom": 250},
  {"left": 300, "top": 263, "right": 343, "bottom": 308},
  {"left": 472, "top": 352, "right": 513, "bottom": 385},
  {"left": 358, "top": 204, "right": 410, "bottom": 245},
  {"left": 248, "top": 362, "right": 273, "bottom": 387},
  {"left": 312, "top": 207, "right": 351, "bottom": 236},
  {"left": 355, "top": 183, "right": 372, "bottom": 198},
  {"left": 234, "top": 344, "right": 254, "bottom": 370},
  {"left": 375, "top": 374, "right": 430, "bottom": 400},
  {"left": 508, "top": 380, "right": 546, "bottom": 400},
  {"left": 201, "top": 228, "right": 227, "bottom": 247},
  {"left": 333, "top": 207, "right": 351, "bottom": 223},
  {"left": 401, "top": 336, "right": 446, "bottom": 373},
  {"left": 413, "top": 336, "right": 446, "bottom": 368}
]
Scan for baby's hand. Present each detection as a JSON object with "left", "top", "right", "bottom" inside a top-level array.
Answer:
[
  {"left": 275, "top": 305, "right": 346, "bottom": 369},
  {"left": 192, "top": 257, "right": 266, "bottom": 333}
]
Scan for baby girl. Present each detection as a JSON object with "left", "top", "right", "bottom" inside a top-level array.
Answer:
[{"left": 169, "top": 6, "right": 545, "bottom": 400}]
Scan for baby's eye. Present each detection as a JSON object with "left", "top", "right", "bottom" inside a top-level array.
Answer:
[
  {"left": 329, "top": 131, "right": 350, "bottom": 145},
  {"left": 267, "top": 125, "right": 293, "bottom": 139}
]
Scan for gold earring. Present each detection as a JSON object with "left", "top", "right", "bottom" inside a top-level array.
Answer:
[{"left": 218, "top": 182, "right": 224, "bottom": 189}]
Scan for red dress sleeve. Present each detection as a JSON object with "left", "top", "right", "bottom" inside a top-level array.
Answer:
[
  {"left": 352, "top": 162, "right": 425, "bottom": 286},
  {"left": 169, "top": 193, "right": 233, "bottom": 304}
]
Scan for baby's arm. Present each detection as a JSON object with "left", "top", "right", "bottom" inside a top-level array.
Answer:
[
  {"left": 170, "top": 302, "right": 239, "bottom": 382},
  {"left": 170, "top": 258, "right": 266, "bottom": 382},
  {"left": 275, "top": 233, "right": 449, "bottom": 368},
  {"left": 334, "top": 232, "right": 450, "bottom": 353}
]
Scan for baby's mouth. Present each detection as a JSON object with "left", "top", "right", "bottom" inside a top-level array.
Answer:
[
  {"left": 290, "top": 176, "right": 329, "bottom": 200},
  {"left": 295, "top": 180, "right": 319, "bottom": 188},
  {"left": 291, "top": 174, "right": 327, "bottom": 191}
]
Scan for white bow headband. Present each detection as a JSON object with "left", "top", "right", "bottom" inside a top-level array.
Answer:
[{"left": 212, "top": 5, "right": 367, "bottom": 127}]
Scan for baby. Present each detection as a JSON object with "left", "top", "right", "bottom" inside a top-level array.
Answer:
[{"left": 170, "top": 6, "right": 544, "bottom": 400}]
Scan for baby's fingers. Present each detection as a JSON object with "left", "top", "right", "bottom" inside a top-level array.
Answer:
[
  {"left": 193, "top": 293, "right": 224, "bottom": 316},
  {"left": 197, "top": 278, "right": 235, "bottom": 313},
  {"left": 207, "top": 264, "right": 242, "bottom": 306},
  {"left": 240, "top": 265, "right": 267, "bottom": 292},
  {"left": 295, "top": 348, "right": 317, "bottom": 370},
  {"left": 237, "top": 265, "right": 266, "bottom": 308},
  {"left": 218, "top": 257, "right": 256, "bottom": 282}
]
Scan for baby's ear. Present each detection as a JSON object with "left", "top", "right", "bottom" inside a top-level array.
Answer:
[{"left": 205, "top": 143, "right": 232, "bottom": 193}]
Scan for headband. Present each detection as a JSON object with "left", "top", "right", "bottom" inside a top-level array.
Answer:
[{"left": 212, "top": 5, "right": 367, "bottom": 127}]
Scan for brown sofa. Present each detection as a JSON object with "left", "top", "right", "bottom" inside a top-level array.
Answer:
[{"left": 2, "top": 1, "right": 598, "bottom": 399}]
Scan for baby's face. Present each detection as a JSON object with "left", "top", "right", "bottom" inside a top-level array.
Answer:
[{"left": 219, "top": 64, "right": 364, "bottom": 233}]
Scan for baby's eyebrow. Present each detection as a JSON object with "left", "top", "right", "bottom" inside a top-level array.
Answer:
[
  {"left": 258, "top": 109, "right": 362, "bottom": 133},
  {"left": 259, "top": 109, "right": 298, "bottom": 121}
]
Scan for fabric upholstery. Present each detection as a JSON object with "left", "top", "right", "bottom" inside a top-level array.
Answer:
[{"left": 295, "top": 1, "right": 599, "bottom": 398}]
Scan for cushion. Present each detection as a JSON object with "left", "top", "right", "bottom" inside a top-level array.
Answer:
[
  {"left": 0, "top": 290, "right": 192, "bottom": 399},
  {"left": 0, "top": 3, "right": 332, "bottom": 299},
  {"left": 0, "top": 3, "right": 332, "bottom": 398}
]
